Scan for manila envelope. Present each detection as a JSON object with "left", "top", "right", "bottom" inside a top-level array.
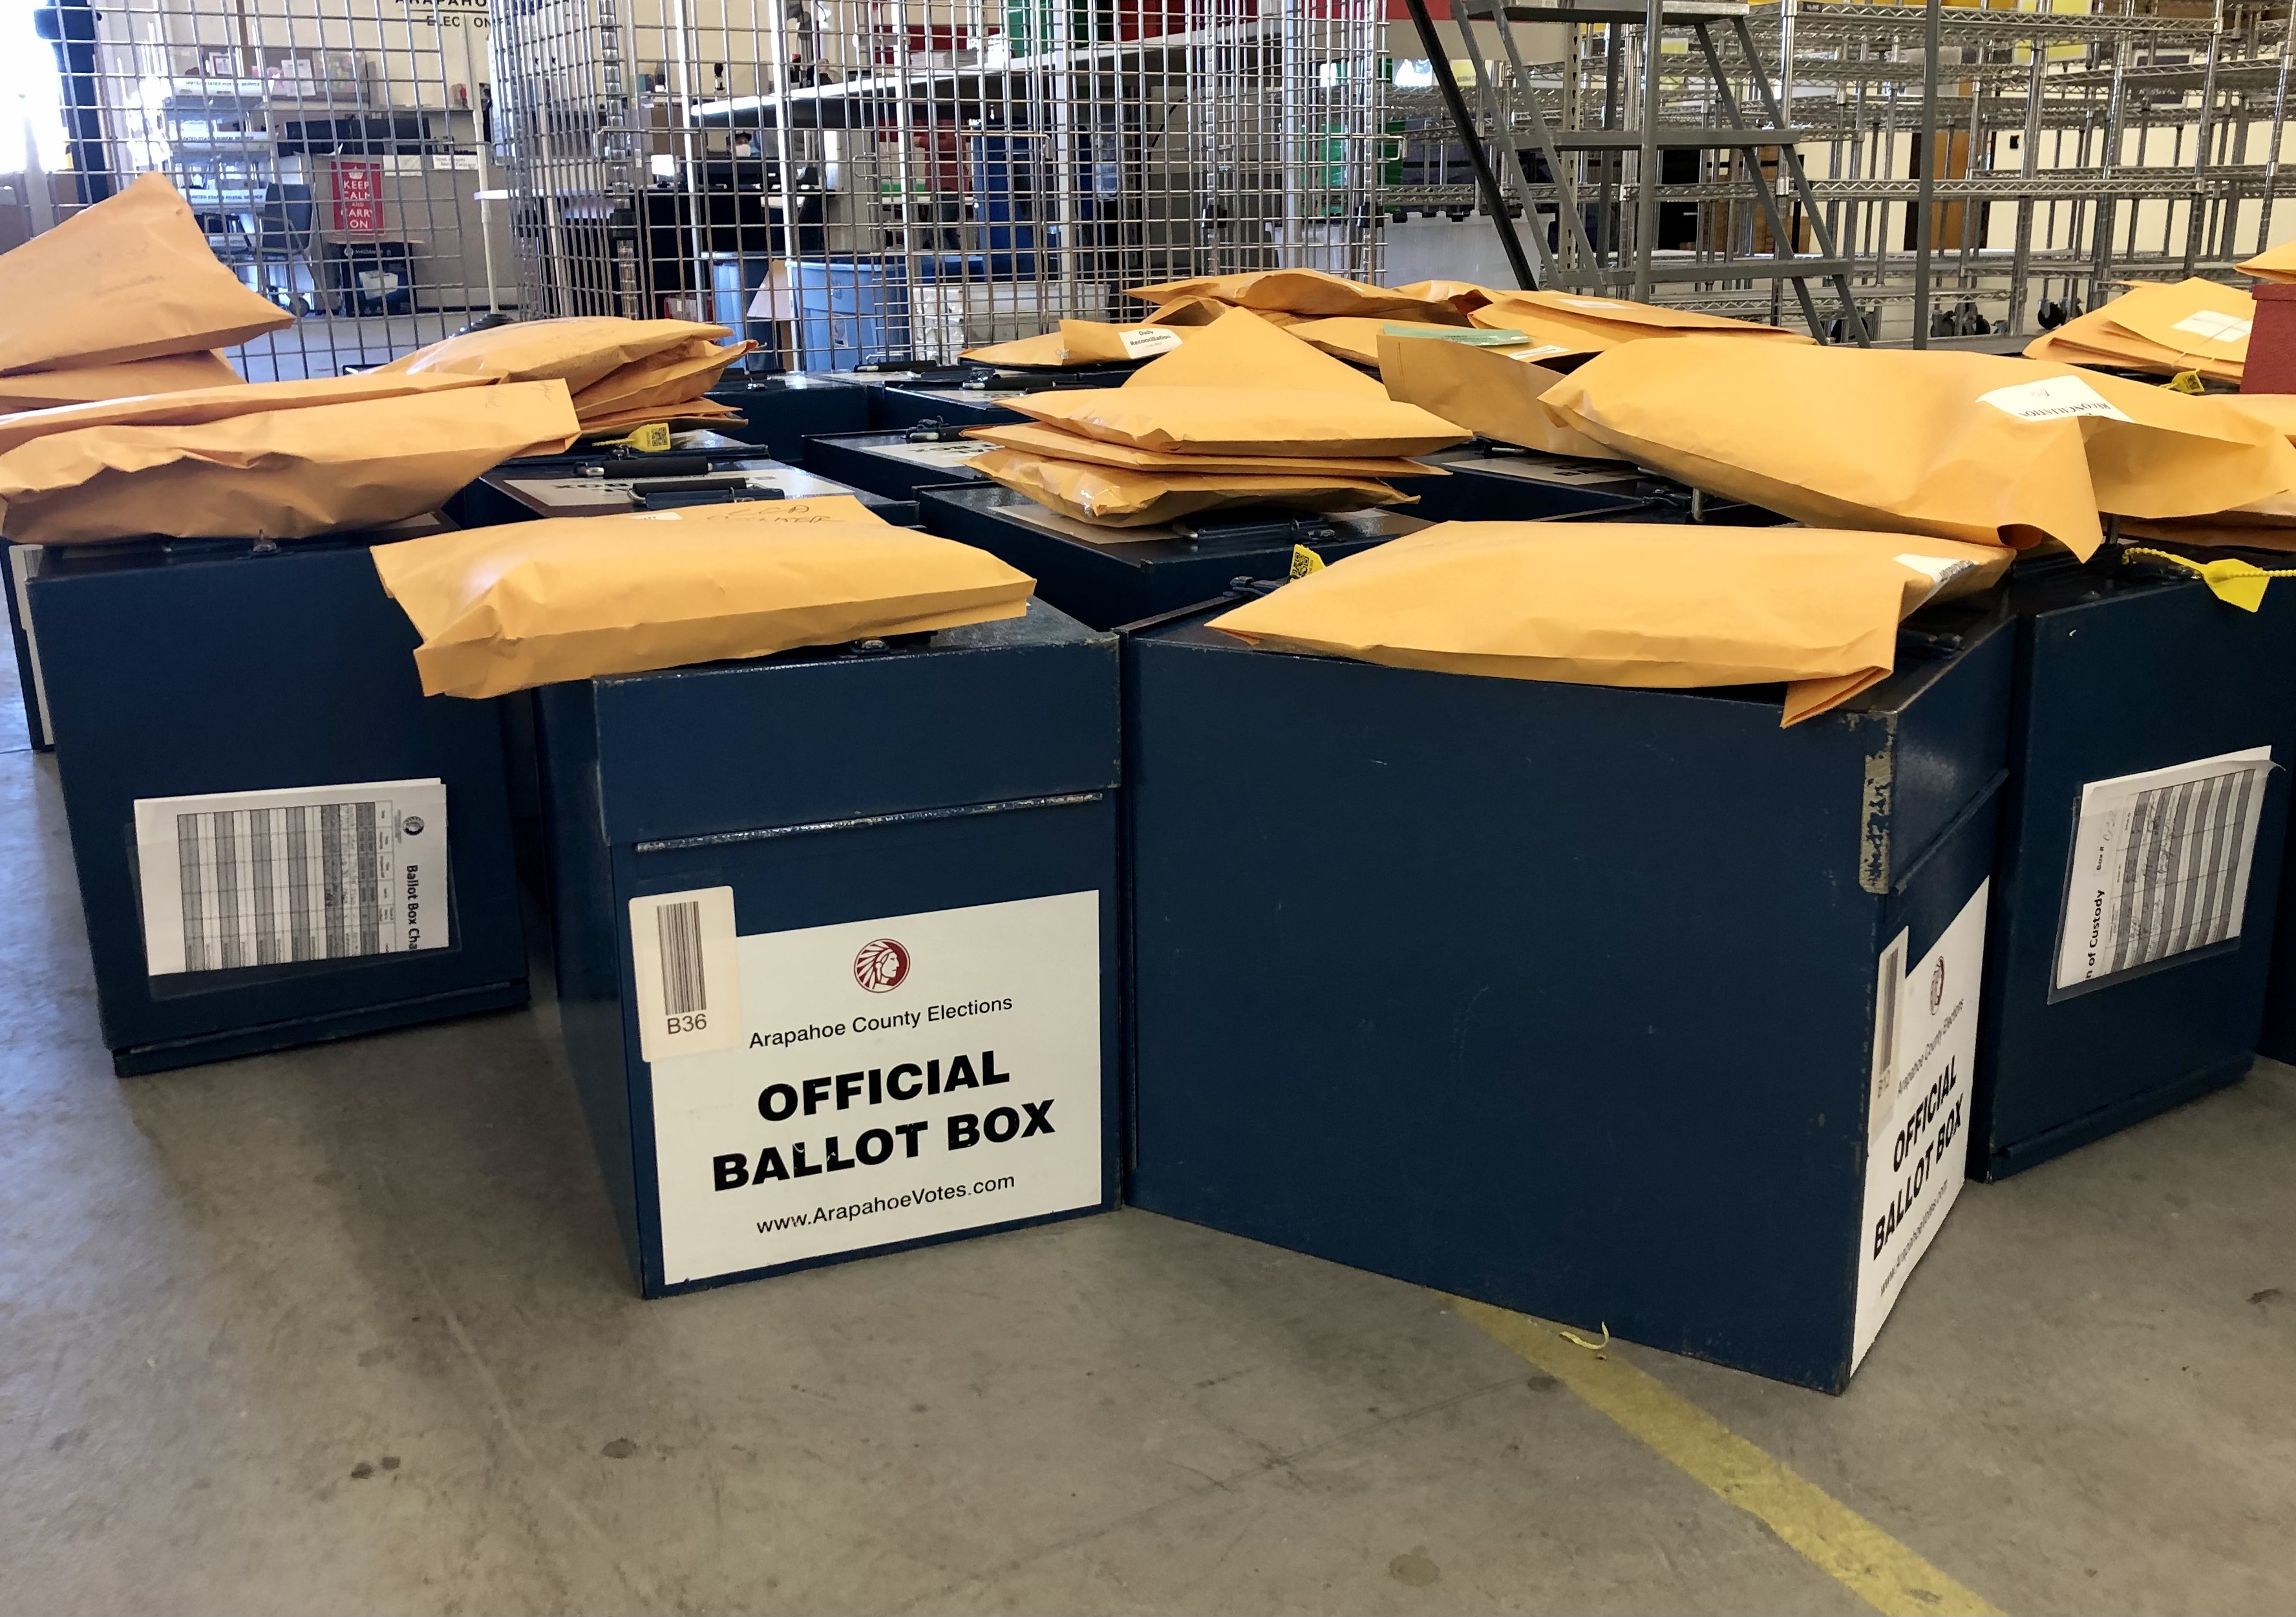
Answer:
[
  {"left": 1124, "top": 306, "right": 1392, "bottom": 397},
  {"left": 1145, "top": 295, "right": 1235, "bottom": 327},
  {"left": 0, "top": 369, "right": 498, "bottom": 457},
  {"left": 2239, "top": 239, "right": 2296, "bottom": 284},
  {"left": 0, "top": 173, "right": 293, "bottom": 374},
  {"left": 1010, "top": 385, "right": 1469, "bottom": 458},
  {"left": 964, "top": 418, "right": 1440, "bottom": 478},
  {"left": 573, "top": 338, "right": 758, "bottom": 421},
  {"left": 627, "top": 493, "right": 894, "bottom": 527},
  {"left": 379, "top": 316, "right": 734, "bottom": 394},
  {"left": 962, "top": 331, "right": 1071, "bottom": 367},
  {"left": 0, "top": 379, "right": 579, "bottom": 544},
  {"left": 0, "top": 352, "right": 241, "bottom": 413},
  {"left": 1472, "top": 291, "right": 1807, "bottom": 354},
  {"left": 575, "top": 396, "right": 743, "bottom": 438},
  {"left": 372, "top": 513, "right": 1034, "bottom": 698},
  {"left": 2023, "top": 279, "right": 2251, "bottom": 381},
  {"left": 971, "top": 447, "right": 1408, "bottom": 528},
  {"left": 1289, "top": 317, "right": 1493, "bottom": 368},
  {"left": 962, "top": 321, "right": 1187, "bottom": 368},
  {"left": 1206, "top": 521, "right": 2012, "bottom": 725},
  {"left": 1126, "top": 268, "right": 1468, "bottom": 325},
  {"left": 2021, "top": 328, "right": 2240, "bottom": 385},
  {"left": 1542, "top": 338, "right": 2296, "bottom": 560},
  {"left": 1378, "top": 332, "right": 1627, "bottom": 460},
  {"left": 1392, "top": 279, "right": 1501, "bottom": 316}
]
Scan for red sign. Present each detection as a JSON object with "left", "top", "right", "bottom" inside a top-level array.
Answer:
[{"left": 333, "top": 160, "right": 382, "bottom": 234}]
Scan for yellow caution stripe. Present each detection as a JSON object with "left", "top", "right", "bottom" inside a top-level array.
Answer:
[{"left": 1451, "top": 1297, "right": 2006, "bottom": 1617}]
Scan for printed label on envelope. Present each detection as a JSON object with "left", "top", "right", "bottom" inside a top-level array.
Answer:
[
  {"left": 2169, "top": 310, "right": 2252, "bottom": 344},
  {"left": 1118, "top": 327, "right": 1184, "bottom": 359},
  {"left": 1977, "top": 376, "right": 2135, "bottom": 423}
]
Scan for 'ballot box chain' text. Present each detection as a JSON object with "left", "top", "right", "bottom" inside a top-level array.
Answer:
[{"left": 637, "top": 891, "right": 1103, "bottom": 1284}]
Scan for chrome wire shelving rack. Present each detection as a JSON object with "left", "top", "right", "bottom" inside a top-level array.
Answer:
[{"left": 1381, "top": 0, "right": 2294, "bottom": 343}]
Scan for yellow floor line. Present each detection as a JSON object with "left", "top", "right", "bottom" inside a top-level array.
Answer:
[{"left": 1451, "top": 1297, "right": 2005, "bottom": 1617}]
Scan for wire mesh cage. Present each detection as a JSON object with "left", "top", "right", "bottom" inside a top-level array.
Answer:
[
  {"left": 3, "top": 0, "right": 517, "bottom": 376},
  {"left": 489, "top": 0, "right": 1386, "bottom": 369}
]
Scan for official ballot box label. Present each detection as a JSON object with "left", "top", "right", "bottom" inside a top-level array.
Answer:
[
  {"left": 635, "top": 890, "right": 1104, "bottom": 1283},
  {"left": 1854, "top": 880, "right": 1986, "bottom": 1370}
]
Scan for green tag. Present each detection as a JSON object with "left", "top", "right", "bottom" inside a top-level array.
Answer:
[{"left": 1381, "top": 323, "right": 1529, "bottom": 347}]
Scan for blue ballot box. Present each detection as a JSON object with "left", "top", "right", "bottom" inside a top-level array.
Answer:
[
  {"left": 1125, "top": 594, "right": 2015, "bottom": 1392},
  {"left": 802, "top": 425, "right": 996, "bottom": 503},
  {"left": 1970, "top": 551, "right": 2296, "bottom": 1175},
  {"left": 2264, "top": 841, "right": 2296, "bottom": 1066},
  {"left": 1388, "top": 444, "right": 1791, "bottom": 525},
  {"left": 1389, "top": 444, "right": 1648, "bottom": 522},
  {"left": 873, "top": 378, "right": 1034, "bottom": 431},
  {"left": 460, "top": 452, "right": 917, "bottom": 529},
  {"left": 920, "top": 484, "right": 1427, "bottom": 630},
  {"left": 705, "top": 372, "right": 874, "bottom": 461},
  {"left": 537, "top": 601, "right": 1121, "bottom": 1296},
  {"left": 30, "top": 523, "right": 529, "bottom": 1075}
]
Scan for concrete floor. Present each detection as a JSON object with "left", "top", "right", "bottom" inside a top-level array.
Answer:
[{"left": 3, "top": 661, "right": 2294, "bottom": 1617}]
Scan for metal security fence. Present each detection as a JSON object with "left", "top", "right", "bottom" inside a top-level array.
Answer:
[{"left": 489, "top": 0, "right": 1385, "bottom": 369}]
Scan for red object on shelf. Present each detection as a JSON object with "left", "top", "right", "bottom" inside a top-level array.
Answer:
[
  {"left": 332, "top": 159, "right": 382, "bottom": 235},
  {"left": 2244, "top": 283, "right": 2296, "bottom": 394}
]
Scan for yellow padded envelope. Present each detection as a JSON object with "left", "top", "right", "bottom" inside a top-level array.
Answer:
[
  {"left": 964, "top": 419, "right": 1436, "bottom": 478},
  {"left": 1125, "top": 268, "right": 1467, "bottom": 324},
  {"left": 0, "top": 352, "right": 242, "bottom": 414},
  {"left": 970, "top": 447, "right": 1409, "bottom": 528},
  {"left": 1207, "top": 521, "right": 2012, "bottom": 726},
  {"left": 377, "top": 316, "right": 734, "bottom": 394},
  {"left": 0, "top": 173, "right": 293, "bottom": 374},
  {"left": 1009, "top": 386, "right": 1468, "bottom": 458},
  {"left": 1541, "top": 338, "right": 2296, "bottom": 560},
  {"left": 2021, "top": 279, "right": 2251, "bottom": 382},
  {"left": 372, "top": 513, "right": 1034, "bottom": 698},
  {"left": 0, "top": 379, "right": 579, "bottom": 544}
]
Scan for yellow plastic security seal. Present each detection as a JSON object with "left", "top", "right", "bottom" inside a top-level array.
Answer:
[
  {"left": 2125, "top": 544, "right": 2296, "bottom": 611},
  {"left": 598, "top": 420, "right": 674, "bottom": 453}
]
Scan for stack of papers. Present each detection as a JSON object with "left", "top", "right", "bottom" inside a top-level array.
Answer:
[
  {"left": 964, "top": 310, "right": 1468, "bottom": 528},
  {"left": 378, "top": 316, "right": 754, "bottom": 436},
  {"left": 0, "top": 173, "right": 281, "bottom": 411},
  {"left": 2023, "top": 279, "right": 2253, "bottom": 383}
]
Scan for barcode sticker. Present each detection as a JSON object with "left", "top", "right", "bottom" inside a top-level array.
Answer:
[
  {"left": 133, "top": 779, "right": 449, "bottom": 976},
  {"left": 2054, "top": 746, "right": 2275, "bottom": 994},
  {"left": 630, "top": 886, "right": 741, "bottom": 1062},
  {"left": 1869, "top": 929, "right": 1906, "bottom": 1148}
]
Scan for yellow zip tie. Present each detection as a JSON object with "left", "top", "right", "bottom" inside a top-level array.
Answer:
[
  {"left": 2166, "top": 369, "right": 2207, "bottom": 394},
  {"left": 1288, "top": 543, "right": 1327, "bottom": 579},
  {"left": 2125, "top": 544, "right": 2296, "bottom": 612},
  {"left": 1558, "top": 1320, "right": 1612, "bottom": 1354}
]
